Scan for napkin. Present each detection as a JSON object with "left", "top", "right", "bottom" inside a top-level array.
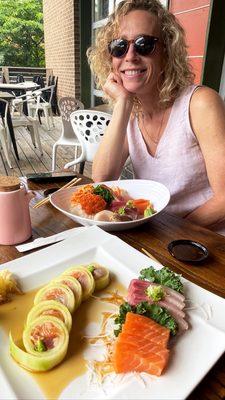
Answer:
[{"left": 16, "top": 227, "right": 86, "bottom": 252}]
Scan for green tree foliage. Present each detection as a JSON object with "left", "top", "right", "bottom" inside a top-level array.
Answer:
[{"left": 0, "top": 0, "right": 45, "bottom": 67}]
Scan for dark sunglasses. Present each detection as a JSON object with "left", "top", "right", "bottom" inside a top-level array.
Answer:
[{"left": 108, "top": 35, "right": 159, "bottom": 58}]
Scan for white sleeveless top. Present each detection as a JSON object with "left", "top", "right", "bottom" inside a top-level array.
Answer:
[{"left": 127, "top": 85, "right": 225, "bottom": 235}]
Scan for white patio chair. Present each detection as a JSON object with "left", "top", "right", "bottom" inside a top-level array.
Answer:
[
  {"left": 64, "top": 110, "right": 111, "bottom": 170},
  {"left": 51, "top": 96, "right": 84, "bottom": 171},
  {"left": 0, "top": 99, "right": 12, "bottom": 168},
  {"left": 28, "top": 85, "right": 55, "bottom": 130},
  {"left": 11, "top": 97, "right": 43, "bottom": 155}
]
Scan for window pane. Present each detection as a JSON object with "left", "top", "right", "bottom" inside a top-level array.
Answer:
[{"left": 94, "top": 0, "right": 109, "bottom": 21}]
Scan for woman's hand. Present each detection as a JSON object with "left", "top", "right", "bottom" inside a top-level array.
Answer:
[{"left": 103, "top": 72, "right": 133, "bottom": 102}]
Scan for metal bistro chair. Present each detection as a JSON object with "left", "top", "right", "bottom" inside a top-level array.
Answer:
[
  {"left": 10, "top": 95, "right": 43, "bottom": 155},
  {"left": 52, "top": 96, "right": 84, "bottom": 171},
  {"left": 64, "top": 110, "right": 111, "bottom": 172},
  {"left": 0, "top": 99, "right": 12, "bottom": 168},
  {"left": 28, "top": 85, "right": 55, "bottom": 130}
]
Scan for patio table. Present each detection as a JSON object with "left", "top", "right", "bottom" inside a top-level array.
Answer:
[
  {"left": 0, "top": 173, "right": 224, "bottom": 400},
  {"left": 0, "top": 82, "right": 39, "bottom": 115},
  {"left": 0, "top": 82, "right": 39, "bottom": 91}
]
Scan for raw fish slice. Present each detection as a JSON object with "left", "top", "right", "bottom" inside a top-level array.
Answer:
[
  {"left": 127, "top": 279, "right": 188, "bottom": 331},
  {"left": 128, "top": 279, "right": 185, "bottom": 309},
  {"left": 113, "top": 312, "right": 170, "bottom": 376}
]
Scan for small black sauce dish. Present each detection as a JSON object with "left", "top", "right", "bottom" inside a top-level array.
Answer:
[{"left": 168, "top": 239, "right": 209, "bottom": 263}]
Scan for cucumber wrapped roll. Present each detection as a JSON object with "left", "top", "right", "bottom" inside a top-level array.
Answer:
[
  {"left": 26, "top": 300, "right": 72, "bottom": 332},
  {"left": 51, "top": 276, "right": 82, "bottom": 310},
  {"left": 10, "top": 316, "right": 69, "bottom": 372},
  {"left": 86, "top": 263, "right": 110, "bottom": 291},
  {"left": 34, "top": 283, "right": 75, "bottom": 313},
  {"left": 62, "top": 266, "right": 95, "bottom": 301}
]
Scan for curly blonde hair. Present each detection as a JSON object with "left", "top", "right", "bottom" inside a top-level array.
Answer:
[{"left": 87, "top": 0, "right": 194, "bottom": 107}]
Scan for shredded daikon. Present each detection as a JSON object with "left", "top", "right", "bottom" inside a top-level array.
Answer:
[
  {"left": 0, "top": 269, "right": 22, "bottom": 304},
  {"left": 185, "top": 299, "right": 212, "bottom": 320},
  {"left": 84, "top": 307, "right": 152, "bottom": 395}
]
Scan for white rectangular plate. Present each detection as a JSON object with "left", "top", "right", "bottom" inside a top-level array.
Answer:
[{"left": 0, "top": 226, "right": 225, "bottom": 400}]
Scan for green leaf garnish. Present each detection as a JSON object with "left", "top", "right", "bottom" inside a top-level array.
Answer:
[
  {"left": 139, "top": 266, "right": 184, "bottom": 293},
  {"left": 114, "top": 301, "right": 178, "bottom": 336},
  {"left": 144, "top": 207, "right": 155, "bottom": 217},
  {"left": 93, "top": 185, "right": 114, "bottom": 204}
]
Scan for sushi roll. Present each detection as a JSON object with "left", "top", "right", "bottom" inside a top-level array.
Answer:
[
  {"left": 34, "top": 283, "right": 75, "bottom": 313},
  {"left": 86, "top": 263, "right": 110, "bottom": 291},
  {"left": 51, "top": 275, "right": 82, "bottom": 311},
  {"left": 26, "top": 300, "right": 72, "bottom": 332},
  {"left": 10, "top": 316, "right": 69, "bottom": 372},
  {"left": 62, "top": 265, "right": 95, "bottom": 301}
]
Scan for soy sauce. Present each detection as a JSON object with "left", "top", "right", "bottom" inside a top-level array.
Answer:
[{"left": 168, "top": 240, "right": 209, "bottom": 263}]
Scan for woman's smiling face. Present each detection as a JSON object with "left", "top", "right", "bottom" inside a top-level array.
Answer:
[{"left": 112, "top": 10, "right": 164, "bottom": 96}]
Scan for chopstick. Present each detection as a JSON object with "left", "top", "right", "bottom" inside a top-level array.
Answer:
[
  {"left": 33, "top": 177, "right": 82, "bottom": 209},
  {"left": 141, "top": 247, "right": 160, "bottom": 263}
]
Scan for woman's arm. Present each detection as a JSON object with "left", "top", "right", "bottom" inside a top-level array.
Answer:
[
  {"left": 186, "top": 86, "right": 225, "bottom": 227},
  {"left": 92, "top": 73, "right": 133, "bottom": 182}
]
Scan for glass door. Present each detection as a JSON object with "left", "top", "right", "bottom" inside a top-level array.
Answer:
[{"left": 91, "top": 0, "right": 116, "bottom": 106}]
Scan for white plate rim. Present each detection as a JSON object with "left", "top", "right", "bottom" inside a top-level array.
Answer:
[{"left": 0, "top": 225, "right": 225, "bottom": 400}]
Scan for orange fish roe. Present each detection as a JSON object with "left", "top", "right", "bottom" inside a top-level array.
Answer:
[
  {"left": 71, "top": 185, "right": 94, "bottom": 205},
  {"left": 72, "top": 192, "right": 106, "bottom": 215}
]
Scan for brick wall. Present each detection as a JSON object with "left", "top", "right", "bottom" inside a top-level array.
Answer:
[
  {"left": 43, "top": 0, "right": 80, "bottom": 99},
  {"left": 169, "top": 0, "right": 211, "bottom": 83}
]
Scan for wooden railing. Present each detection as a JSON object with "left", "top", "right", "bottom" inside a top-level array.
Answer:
[{"left": 0, "top": 66, "right": 53, "bottom": 84}]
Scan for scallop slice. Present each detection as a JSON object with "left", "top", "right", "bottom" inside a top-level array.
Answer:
[
  {"left": 26, "top": 300, "right": 72, "bottom": 332},
  {"left": 51, "top": 276, "right": 82, "bottom": 310},
  {"left": 94, "top": 210, "right": 114, "bottom": 221},
  {"left": 62, "top": 266, "right": 95, "bottom": 301},
  {"left": 34, "top": 283, "right": 75, "bottom": 313},
  {"left": 86, "top": 263, "right": 110, "bottom": 291}
]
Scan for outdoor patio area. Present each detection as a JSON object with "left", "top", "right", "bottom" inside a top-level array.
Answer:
[{"left": 0, "top": 116, "right": 92, "bottom": 178}]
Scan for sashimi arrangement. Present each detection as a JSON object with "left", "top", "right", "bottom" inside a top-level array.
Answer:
[
  {"left": 9, "top": 263, "right": 110, "bottom": 372},
  {"left": 113, "top": 266, "right": 188, "bottom": 376},
  {"left": 70, "top": 184, "right": 156, "bottom": 222},
  {"left": 8, "top": 262, "right": 187, "bottom": 381}
]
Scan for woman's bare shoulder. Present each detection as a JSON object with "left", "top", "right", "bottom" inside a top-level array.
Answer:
[
  {"left": 190, "top": 85, "right": 225, "bottom": 138},
  {"left": 190, "top": 85, "right": 224, "bottom": 111}
]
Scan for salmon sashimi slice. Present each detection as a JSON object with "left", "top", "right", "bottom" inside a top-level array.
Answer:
[{"left": 113, "top": 312, "right": 170, "bottom": 376}]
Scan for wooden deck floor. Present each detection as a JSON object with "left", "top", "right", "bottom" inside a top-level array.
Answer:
[{"left": 0, "top": 117, "right": 92, "bottom": 178}]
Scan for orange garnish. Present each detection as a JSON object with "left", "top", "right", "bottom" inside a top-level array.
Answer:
[{"left": 71, "top": 188, "right": 106, "bottom": 215}]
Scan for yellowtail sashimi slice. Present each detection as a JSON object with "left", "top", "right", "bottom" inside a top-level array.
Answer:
[
  {"left": 26, "top": 300, "right": 72, "bottom": 332},
  {"left": 51, "top": 276, "right": 82, "bottom": 310},
  {"left": 34, "top": 283, "right": 75, "bottom": 313},
  {"left": 86, "top": 263, "right": 110, "bottom": 291},
  {"left": 62, "top": 266, "right": 95, "bottom": 301},
  {"left": 10, "top": 316, "right": 69, "bottom": 372}
]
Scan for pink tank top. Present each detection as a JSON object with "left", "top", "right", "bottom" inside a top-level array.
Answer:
[{"left": 127, "top": 85, "right": 225, "bottom": 235}]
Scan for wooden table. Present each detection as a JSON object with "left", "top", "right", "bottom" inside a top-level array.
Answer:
[{"left": 0, "top": 174, "right": 224, "bottom": 400}]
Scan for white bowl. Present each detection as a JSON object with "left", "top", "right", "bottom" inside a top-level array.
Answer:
[{"left": 50, "top": 179, "right": 170, "bottom": 232}]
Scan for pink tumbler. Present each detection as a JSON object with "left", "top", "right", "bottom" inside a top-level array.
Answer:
[{"left": 0, "top": 176, "right": 34, "bottom": 245}]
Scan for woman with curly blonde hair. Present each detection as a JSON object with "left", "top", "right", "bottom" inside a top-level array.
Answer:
[{"left": 90, "top": 0, "right": 225, "bottom": 234}]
